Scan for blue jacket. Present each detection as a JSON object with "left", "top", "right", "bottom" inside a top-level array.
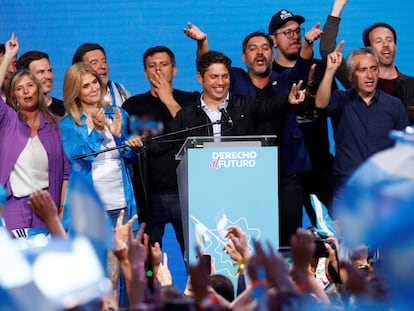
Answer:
[
  {"left": 230, "top": 56, "right": 312, "bottom": 175},
  {"left": 59, "top": 107, "right": 138, "bottom": 232}
]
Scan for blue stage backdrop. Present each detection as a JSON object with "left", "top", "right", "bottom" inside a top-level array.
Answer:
[
  {"left": 2, "top": 0, "right": 414, "bottom": 292},
  {"left": 1, "top": 0, "right": 413, "bottom": 100}
]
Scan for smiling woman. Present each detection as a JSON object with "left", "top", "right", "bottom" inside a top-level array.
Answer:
[
  {"left": 0, "top": 35, "right": 69, "bottom": 238},
  {"left": 59, "top": 62, "right": 142, "bottom": 232},
  {"left": 59, "top": 62, "right": 144, "bottom": 306}
]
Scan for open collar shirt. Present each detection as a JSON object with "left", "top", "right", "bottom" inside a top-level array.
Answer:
[{"left": 326, "top": 88, "right": 410, "bottom": 178}]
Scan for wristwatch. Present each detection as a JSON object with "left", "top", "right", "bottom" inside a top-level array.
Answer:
[{"left": 304, "top": 37, "right": 313, "bottom": 45}]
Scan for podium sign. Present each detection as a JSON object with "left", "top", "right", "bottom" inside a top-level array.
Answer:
[{"left": 177, "top": 136, "right": 279, "bottom": 285}]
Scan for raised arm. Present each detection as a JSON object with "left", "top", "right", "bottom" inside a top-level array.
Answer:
[
  {"left": 300, "top": 22, "right": 324, "bottom": 60},
  {"left": 290, "top": 229, "right": 330, "bottom": 304},
  {"left": 320, "top": 0, "right": 347, "bottom": 58},
  {"left": 127, "top": 222, "right": 148, "bottom": 307},
  {"left": 0, "top": 33, "right": 18, "bottom": 87},
  {"left": 279, "top": 25, "right": 323, "bottom": 88},
  {"left": 320, "top": 0, "right": 350, "bottom": 89},
  {"left": 316, "top": 41, "right": 344, "bottom": 109},
  {"left": 330, "top": 0, "right": 348, "bottom": 17},
  {"left": 28, "top": 190, "right": 67, "bottom": 237},
  {"left": 183, "top": 21, "right": 209, "bottom": 58},
  {"left": 288, "top": 80, "right": 306, "bottom": 104}
]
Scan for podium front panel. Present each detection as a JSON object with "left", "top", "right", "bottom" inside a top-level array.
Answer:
[{"left": 178, "top": 145, "right": 279, "bottom": 287}]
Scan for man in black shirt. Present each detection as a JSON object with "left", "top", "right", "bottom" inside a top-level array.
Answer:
[
  {"left": 16, "top": 51, "right": 65, "bottom": 116},
  {"left": 122, "top": 46, "right": 198, "bottom": 257}
]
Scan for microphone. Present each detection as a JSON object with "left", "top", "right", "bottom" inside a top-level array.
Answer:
[
  {"left": 218, "top": 104, "right": 233, "bottom": 124},
  {"left": 72, "top": 120, "right": 222, "bottom": 160}
]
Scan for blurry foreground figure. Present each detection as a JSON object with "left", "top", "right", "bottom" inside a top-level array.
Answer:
[{"left": 336, "top": 126, "right": 414, "bottom": 309}]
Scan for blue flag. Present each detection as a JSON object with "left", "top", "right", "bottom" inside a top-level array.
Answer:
[
  {"left": 336, "top": 126, "right": 414, "bottom": 307},
  {"left": 65, "top": 167, "right": 113, "bottom": 271}
]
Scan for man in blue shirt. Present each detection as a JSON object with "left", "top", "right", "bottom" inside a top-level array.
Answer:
[{"left": 316, "top": 42, "right": 410, "bottom": 215}]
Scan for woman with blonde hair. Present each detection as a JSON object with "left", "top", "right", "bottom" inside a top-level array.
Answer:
[
  {"left": 59, "top": 62, "right": 142, "bottom": 231},
  {"left": 0, "top": 34, "right": 68, "bottom": 237}
]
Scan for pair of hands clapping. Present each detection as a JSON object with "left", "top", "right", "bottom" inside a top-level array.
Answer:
[{"left": 92, "top": 107, "right": 144, "bottom": 150}]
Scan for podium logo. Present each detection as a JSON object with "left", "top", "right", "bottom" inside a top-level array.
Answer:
[{"left": 209, "top": 151, "right": 257, "bottom": 169}]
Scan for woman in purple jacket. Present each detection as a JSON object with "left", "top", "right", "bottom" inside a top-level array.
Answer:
[{"left": 0, "top": 34, "right": 68, "bottom": 237}]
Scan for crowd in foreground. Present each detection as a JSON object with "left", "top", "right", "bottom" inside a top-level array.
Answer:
[{"left": 3, "top": 123, "right": 414, "bottom": 311}]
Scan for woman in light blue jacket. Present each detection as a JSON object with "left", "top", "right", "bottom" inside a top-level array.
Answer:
[{"left": 60, "top": 62, "right": 143, "bottom": 232}]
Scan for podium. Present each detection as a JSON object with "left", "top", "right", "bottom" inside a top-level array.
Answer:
[{"left": 176, "top": 136, "right": 279, "bottom": 285}]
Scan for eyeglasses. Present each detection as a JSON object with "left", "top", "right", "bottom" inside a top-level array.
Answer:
[{"left": 275, "top": 27, "right": 304, "bottom": 39}]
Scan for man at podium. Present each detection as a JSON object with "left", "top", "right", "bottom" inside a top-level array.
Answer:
[
  {"left": 153, "top": 50, "right": 305, "bottom": 278},
  {"left": 163, "top": 51, "right": 305, "bottom": 140}
]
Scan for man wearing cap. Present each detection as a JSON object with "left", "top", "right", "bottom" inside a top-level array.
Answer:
[{"left": 268, "top": 9, "right": 337, "bottom": 235}]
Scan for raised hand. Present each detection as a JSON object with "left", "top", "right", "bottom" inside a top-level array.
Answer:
[
  {"left": 156, "top": 252, "right": 173, "bottom": 286},
  {"left": 307, "top": 63, "right": 317, "bottom": 87},
  {"left": 91, "top": 107, "right": 105, "bottom": 132},
  {"left": 128, "top": 223, "right": 147, "bottom": 306},
  {"left": 183, "top": 21, "right": 206, "bottom": 41},
  {"left": 304, "top": 22, "right": 324, "bottom": 43},
  {"left": 107, "top": 107, "right": 122, "bottom": 137},
  {"left": 327, "top": 40, "right": 345, "bottom": 71},
  {"left": 0, "top": 33, "right": 19, "bottom": 88},
  {"left": 224, "top": 226, "right": 251, "bottom": 261},
  {"left": 331, "top": 0, "right": 348, "bottom": 17},
  {"left": 28, "top": 189, "right": 67, "bottom": 237},
  {"left": 5, "top": 33, "right": 19, "bottom": 58},
  {"left": 288, "top": 80, "right": 305, "bottom": 104},
  {"left": 183, "top": 21, "right": 209, "bottom": 58},
  {"left": 290, "top": 228, "right": 315, "bottom": 269},
  {"left": 223, "top": 240, "right": 243, "bottom": 262},
  {"left": 300, "top": 23, "right": 323, "bottom": 60},
  {"left": 115, "top": 209, "right": 138, "bottom": 243},
  {"left": 149, "top": 72, "right": 174, "bottom": 103},
  {"left": 188, "top": 247, "right": 210, "bottom": 302}
]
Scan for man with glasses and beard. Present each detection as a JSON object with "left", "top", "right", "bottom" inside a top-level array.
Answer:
[{"left": 268, "top": 9, "right": 337, "bottom": 237}]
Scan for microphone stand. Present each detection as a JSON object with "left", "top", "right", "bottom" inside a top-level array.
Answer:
[{"left": 72, "top": 119, "right": 225, "bottom": 160}]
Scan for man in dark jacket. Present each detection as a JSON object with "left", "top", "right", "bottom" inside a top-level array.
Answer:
[
  {"left": 268, "top": 9, "right": 337, "bottom": 235},
  {"left": 184, "top": 20, "right": 326, "bottom": 245},
  {"left": 162, "top": 51, "right": 305, "bottom": 144}
]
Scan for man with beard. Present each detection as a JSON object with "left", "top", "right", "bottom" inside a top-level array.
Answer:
[
  {"left": 320, "top": 0, "right": 414, "bottom": 123},
  {"left": 184, "top": 22, "right": 324, "bottom": 246},
  {"left": 268, "top": 9, "right": 337, "bottom": 233},
  {"left": 16, "top": 51, "right": 65, "bottom": 116}
]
